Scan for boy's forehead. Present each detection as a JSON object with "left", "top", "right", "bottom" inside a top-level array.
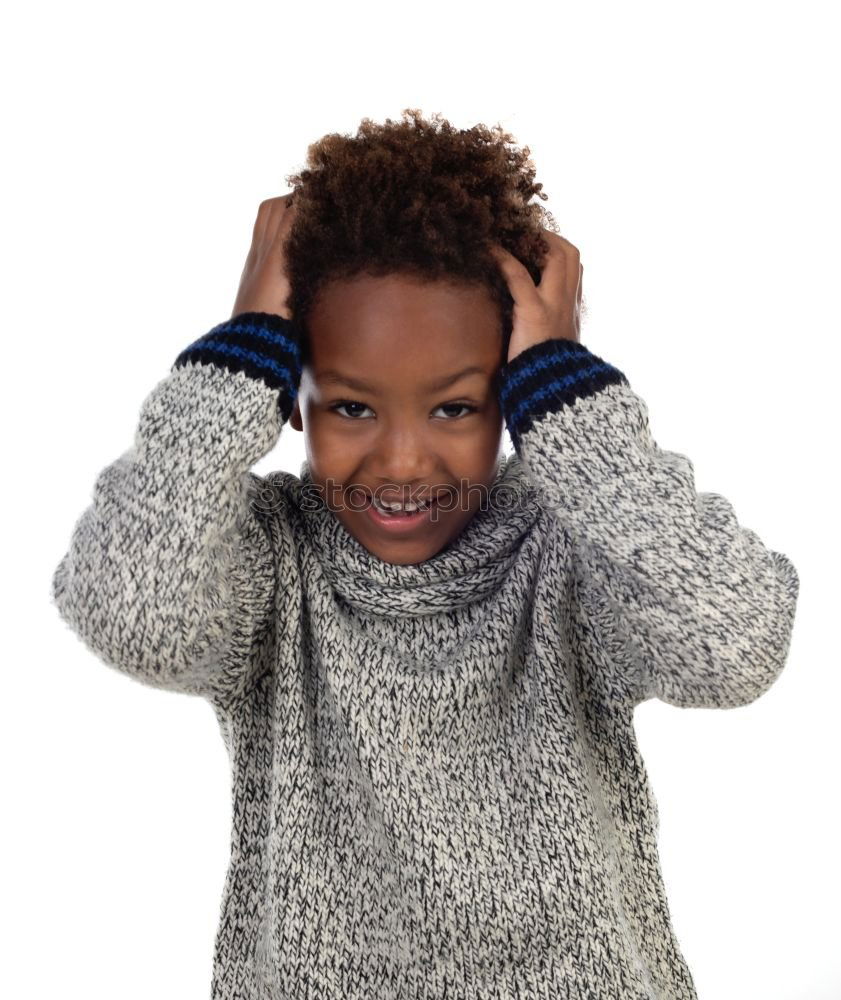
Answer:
[
  {"left": 308, "top": 319, "right": 500, "bottom": 385},
  {"left": 310, "top": 272, "right": 500, "bottom": 332},
  {"left": 314, "top": 359, "right": 490, "bottom": 394},
  {"left": 306, "top": 274, "right": 503, "bottom": 385}
]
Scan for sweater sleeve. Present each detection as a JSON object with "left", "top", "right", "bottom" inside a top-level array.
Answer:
[
  {"left": 496, "top": 337, "right": 800, "bottom": 710},
  {"left": 50, "top": 311, "right": 303, "bottom": 709}
]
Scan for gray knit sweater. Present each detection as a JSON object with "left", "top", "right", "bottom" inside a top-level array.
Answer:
[{"left": 50, "top": 311, "right": 800, "bottom": 999}]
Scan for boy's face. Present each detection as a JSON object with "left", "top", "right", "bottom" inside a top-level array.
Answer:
[{"left": 288, "top": 272, "right": 507, "bottom": 566}]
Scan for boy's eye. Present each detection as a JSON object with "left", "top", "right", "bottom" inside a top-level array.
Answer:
[
  {"left": 330, "top": 400, "right": 373, "bottom": 419},
  {"left": 329, "top": 400, "right": 478, "bottom": 420},
  {"left": 435, "top": 403, "right": 478, "bottom": 419}
]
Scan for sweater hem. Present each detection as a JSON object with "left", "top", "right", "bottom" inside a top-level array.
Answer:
[{"left": 173, "top": 311, "right": 303, "bottom": 420}]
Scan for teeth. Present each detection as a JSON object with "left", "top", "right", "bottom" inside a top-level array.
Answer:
[{"left": 373, "top": 497, "right": 432, "bottom": 513}]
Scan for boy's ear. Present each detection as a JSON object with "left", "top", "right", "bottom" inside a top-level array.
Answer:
[{"left": 288, "top": 398, "right": 303, "bottom": 432}]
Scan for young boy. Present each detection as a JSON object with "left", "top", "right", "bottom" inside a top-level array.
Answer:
[{"left": 50, "top": 112, "right": 799, "bottom": 1000}]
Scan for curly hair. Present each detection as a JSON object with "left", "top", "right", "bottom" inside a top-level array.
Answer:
[{"left": 283, "top": 108, "right": 560, "bottom": 365}]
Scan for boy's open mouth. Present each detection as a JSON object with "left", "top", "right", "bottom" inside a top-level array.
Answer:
[
  {"left": 365, "top": 495, "right": 441, "bottom": 532},
  {"left": 370, "top": 495, "right": 439, "bottom": 515}
]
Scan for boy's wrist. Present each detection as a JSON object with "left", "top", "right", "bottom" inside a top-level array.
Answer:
[{"left": 173, "top": 312, "right": 304, "bottom": 417}]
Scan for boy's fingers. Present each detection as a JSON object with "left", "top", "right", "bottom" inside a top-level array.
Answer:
[
  {"left": 538, "top": 229, "right": 580, "bottom": 302},
  {"left": 281, "top": 195, "right": 297, "bottom": 228},
  {"left": 252, "top": 201, "right": 270, "bottom": 246},
  {"left": 490, "top": 244, "right": 541, "bottom": 306},
  {"left": 269, "top": 197, "right": 297, "bottom": 253},
  {"left": 254, "top": 197, "right": 286, "bottom": 244},
  {"left": 262, "top": 198, "right": 286, "bottom": 246}
]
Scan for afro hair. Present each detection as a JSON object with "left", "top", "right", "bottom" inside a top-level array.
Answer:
[{"left": 282, "top": 108, "right": 561, "bottom": 364}]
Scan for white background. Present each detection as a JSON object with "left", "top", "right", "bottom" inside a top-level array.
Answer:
[{"left": 4, "top": 1, "right": 838, "bottom": 998}]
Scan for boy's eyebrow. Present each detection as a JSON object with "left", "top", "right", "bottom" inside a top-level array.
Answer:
[{"left": 316, "top": 366, "right": 488, "bottom": 392}]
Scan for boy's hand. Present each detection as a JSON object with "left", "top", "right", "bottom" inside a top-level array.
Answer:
[
  {"left": 490, "top": 229, "right": 583, "bottom": 363},
  {"left": 231, "top": 194, "right": 297, "bottom": 320}
]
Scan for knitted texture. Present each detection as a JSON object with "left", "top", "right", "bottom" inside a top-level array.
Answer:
[{"left": 50, "top": 313, "right": 800, "bottom": 999}]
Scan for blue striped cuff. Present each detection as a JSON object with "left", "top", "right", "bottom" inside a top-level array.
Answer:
[
  {"left": 173, "top": 312, "right": 303, "bottom": 421},
  {"left": 497, "top": 337, "right": 628, "bottom": 451}
]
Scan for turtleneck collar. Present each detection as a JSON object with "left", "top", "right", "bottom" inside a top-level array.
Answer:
[{"left": 289, "top": 453, "right": 545, "bottom": 619}]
